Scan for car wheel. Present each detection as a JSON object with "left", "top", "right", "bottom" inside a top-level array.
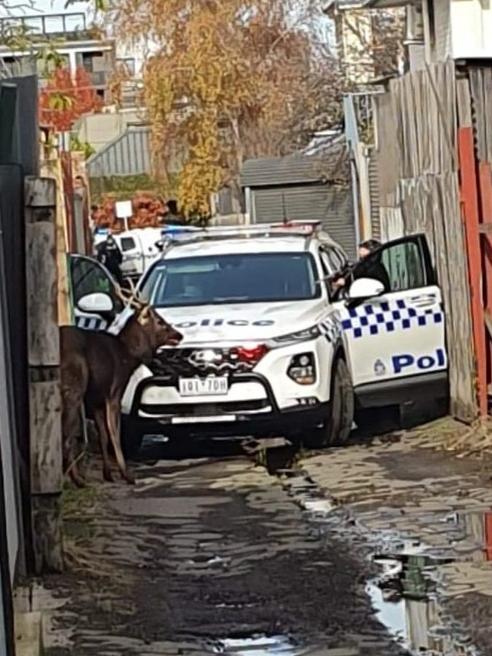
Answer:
[
  {"left": 304, "top": 358, "right": 354, "bottom": 449},
  {"left": 121, "top": 416, "right": 144, "bottom": 459}
]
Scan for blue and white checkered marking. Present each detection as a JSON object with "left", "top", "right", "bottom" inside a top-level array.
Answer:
[
  {"left": 319, "top": 316, "right": 342, "bottom": 344},
  {"left": 339, "top": 299, "right": 443, "bottom": 339},
  {"left": 75, "top": 315, "right": 108, "bottom": 331}
]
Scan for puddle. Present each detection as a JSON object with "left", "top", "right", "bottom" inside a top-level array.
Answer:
[
  {"left": 271, "top": 466, "right": 480, "bottom": 655},
  {"left": 369, "top": 551, "right": 478, "bottom": 655},
  {"left": 216, "top": 634, "right": 303, "bottom": 655},
  {"left": 251, "top": 443, "right": 487, "bottom": 656}
]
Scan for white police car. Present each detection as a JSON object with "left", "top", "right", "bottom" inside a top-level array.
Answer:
[{"left": 70, "top": 224, "right": 448, "bottom": 454}]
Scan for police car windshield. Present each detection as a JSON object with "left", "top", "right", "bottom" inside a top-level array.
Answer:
[{"left": 141, "top": 253, "right": 320, "bottom": 307}]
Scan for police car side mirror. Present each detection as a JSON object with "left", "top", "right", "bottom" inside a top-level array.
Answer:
[
  {"left": 348, "top": 278, "right": 385, "bottom": 301},
  {"left": 78, "top": 292, "right": 114, "bottom": 316},
  {"left": 155, "top": 240, "right": 164, "bottom": 252}
]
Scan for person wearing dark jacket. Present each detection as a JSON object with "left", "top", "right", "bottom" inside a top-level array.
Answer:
[
  {"left": 352, "top": 239, "right": 390, "bottom": 291},
  {"left": 96, "top": 234, "right": 123, "bottom": 285},
  {"left": 332, "top": 239, "right": 390, "bottom": 295}
]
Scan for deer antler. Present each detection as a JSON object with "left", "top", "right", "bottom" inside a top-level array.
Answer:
[{"left": 115, "top": 285, "right": 148, "bottom": 311}]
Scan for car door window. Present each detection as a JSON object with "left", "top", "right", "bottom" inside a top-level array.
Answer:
[
  {"left": 381, "top": 241, "right": 427, "bottom": 291},
  {"left": 319, "top": 250, "right": 332, "bottom": 276},
  {"left": 320, "top": 246, "right": 347, "bottom": 275},
  {"left": 71, "top": 256, "right": 123, "bottom": 312},
  {"left": 120, "top": 237, "right": 137, "bottom": 252}
]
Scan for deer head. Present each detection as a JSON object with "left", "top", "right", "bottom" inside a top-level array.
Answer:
[
  {"left": 135, "top": 304, "right": 182, "bottom": 349},
  {"left": 116, "top": 288, "right": 182, "bottom": 363}
]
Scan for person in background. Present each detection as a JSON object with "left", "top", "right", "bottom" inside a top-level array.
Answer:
[
  {"left": 357, "top": 239, "right": 381, "bottom": 261},
  {"left": 96, "top": 232, "right": 124, "bottom": 286},
  {"left": 164, "top": 199, "right": 185, "bottom": 225}
]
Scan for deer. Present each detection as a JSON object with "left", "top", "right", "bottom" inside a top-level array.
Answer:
[{"left": 61, "top": 290, "right": 182, "bottom": 486}]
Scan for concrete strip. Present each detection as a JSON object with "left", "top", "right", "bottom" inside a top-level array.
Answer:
[{"left": 15, "top": 611, "right": 43, "bottom": 656}]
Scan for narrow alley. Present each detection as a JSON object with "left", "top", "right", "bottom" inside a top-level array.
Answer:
[{"left": 40, "top": 419, "right": 492, "bottom": 656}]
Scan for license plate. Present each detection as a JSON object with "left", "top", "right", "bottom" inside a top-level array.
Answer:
[{"left": 179, "top": 376, "right": 228, "bottom": 397}]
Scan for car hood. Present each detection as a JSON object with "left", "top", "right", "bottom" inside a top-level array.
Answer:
[{"left": 156, "top": 299, "right": 328, "bottom": 345}]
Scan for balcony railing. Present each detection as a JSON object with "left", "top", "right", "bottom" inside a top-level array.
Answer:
[{"left": 0, "top": 13, "right": 95, "bottom": 42}]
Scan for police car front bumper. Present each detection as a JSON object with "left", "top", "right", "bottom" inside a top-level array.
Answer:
[{"left": 127, "top": 372, "right": 329, "bottom": 438}]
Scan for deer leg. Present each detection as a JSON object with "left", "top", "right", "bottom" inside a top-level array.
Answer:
[
  {"left": 106, "top": 400, "right": 135, "bottom": 485},
  {"left": 93, "top": 407, "right": 114, "bottom": 483},
  {"left": 62, "top": 398, "right": 86, "bottom": 487}
]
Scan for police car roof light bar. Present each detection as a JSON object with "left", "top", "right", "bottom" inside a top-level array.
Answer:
[{"left": 161, "top": 222, "right": 322, "bottom": 245}]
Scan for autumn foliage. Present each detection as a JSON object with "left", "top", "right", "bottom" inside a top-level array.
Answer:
[
  {"left": 39, "top": 66, "right": 103, "bottom": 132},
  {"left": 115, "top": 0, "right": 342, "bottom": 217},
  {"left": 91, "top": 192, "right": 167, "bottom": 232}
]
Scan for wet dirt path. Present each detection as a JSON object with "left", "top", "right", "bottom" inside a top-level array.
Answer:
[
  {"left": 296, "top": 419, "right": 492, "bottom": 656},
  {"left": 43, "top": 443, "right": 406, "bottom": 656}
]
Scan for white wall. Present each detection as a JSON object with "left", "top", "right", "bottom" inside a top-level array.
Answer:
[
  {"left": 450, "top": 0, "right": 492, "bottom": 58},
  {"left": 76, "top": 110, "right": 144, "bottom": 152},
  {"left": 426, "top": 0, "right": 492, "bottom": 60}
]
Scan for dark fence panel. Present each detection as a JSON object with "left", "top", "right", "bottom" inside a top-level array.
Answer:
[
  {"left": 1, "top": 76, "right": 39, "bottom": 176},
  {"left": 0, "top": 164, "right": 32, "bottom": 574}
]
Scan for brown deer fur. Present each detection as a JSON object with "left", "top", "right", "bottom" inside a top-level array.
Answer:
[{"left": 61, "top": 306, "right": 182, "bottom": 485}]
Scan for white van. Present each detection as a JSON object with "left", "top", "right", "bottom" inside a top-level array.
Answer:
[{"left": 94, "top": 227, "right": 163, "bottom": 281}]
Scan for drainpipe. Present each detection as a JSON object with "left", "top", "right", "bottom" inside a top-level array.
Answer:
[
  {"left": 343, "top": 95, "right": 361, "bottom": 251},
  {"left": 350, "top": 153, "right": 361, "bottom": 249}
]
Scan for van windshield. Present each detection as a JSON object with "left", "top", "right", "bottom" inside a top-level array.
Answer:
[{"left": 140, "top": 252, "right": 320, "bottom": 307}]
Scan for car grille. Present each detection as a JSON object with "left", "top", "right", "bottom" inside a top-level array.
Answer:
[
  {"left": 150, "top": 347, "right": 256, "bottom": 378},
  {"left": 140, "top": 399, "right": 270, "bottom": 416}
]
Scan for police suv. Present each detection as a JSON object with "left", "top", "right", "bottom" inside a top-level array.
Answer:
[
  {"left": 113, "top": 223, "right": 448, "bottom": 454},
  {"left": 72, "top": 223, "right": 448, "bottom": 454}
]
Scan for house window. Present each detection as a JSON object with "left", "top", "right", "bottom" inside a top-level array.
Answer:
[{"left": 81, "top": 51, "right": 104, "bottom": 73}]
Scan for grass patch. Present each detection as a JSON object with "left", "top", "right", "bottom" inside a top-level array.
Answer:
[{"left": 62, "top": 483, "right": 102, "bottom": 519}]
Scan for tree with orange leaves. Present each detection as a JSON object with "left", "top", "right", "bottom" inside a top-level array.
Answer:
[
  {"left": 115, "top": 1, "right": 342, "bottom": 218},
  {"left": 39, "top": 66, "right": 103, "bottom": 132}
]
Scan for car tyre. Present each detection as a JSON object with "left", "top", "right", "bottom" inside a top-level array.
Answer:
[
  {"left": 121, "top": 416, "right": 144, "bottom": 459},
  {"left": 304, "top": 357, "right": 354, "bottom": 449}
]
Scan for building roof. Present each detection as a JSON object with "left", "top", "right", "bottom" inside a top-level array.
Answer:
[
  {"left": 87, "top": 125, "right": 151, "bottom": 178},
  {"left": 240, "top": 133, "right": 349, "bottom": 189}
]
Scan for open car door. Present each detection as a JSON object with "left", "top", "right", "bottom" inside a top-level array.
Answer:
[{"left": 338, "top": 234, "right": 447, "bottom": 391}]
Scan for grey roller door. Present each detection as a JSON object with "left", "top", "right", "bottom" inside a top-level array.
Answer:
[{"left": 252, "top": 185, "right": 356, "bottom": 259}]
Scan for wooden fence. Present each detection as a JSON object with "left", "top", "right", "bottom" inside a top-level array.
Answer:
[
  {"left": 460, "top": 67, "right": 492, "bottom": 416},
  {"left": 374, "top": 61, "right": 477, "bottom": 422},
  {"left": 25, "top": 177, "right": 63, "bottom": 573}
]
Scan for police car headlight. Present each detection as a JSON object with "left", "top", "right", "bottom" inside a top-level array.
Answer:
[{"left": 271, "top": 325, "right": 321, "bottom": 347}]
